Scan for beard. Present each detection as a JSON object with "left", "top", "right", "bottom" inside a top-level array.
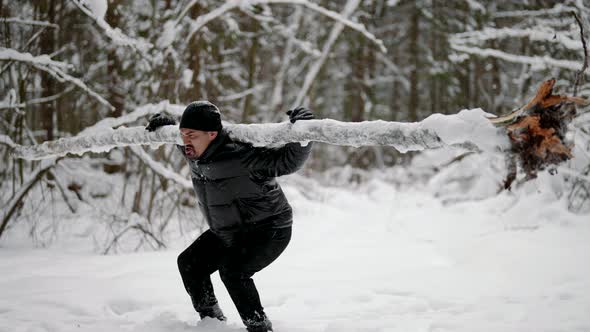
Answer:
[{"left": 184, "top": 144, "right": 196, "bottom": 158}]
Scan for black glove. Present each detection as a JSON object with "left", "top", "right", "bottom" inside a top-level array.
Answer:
[
  {"left": 286, "top": 106, "right": 314, "bottom": 123},
  {"left": 145, "top": 113, "right": 176, "bottom": 132}
]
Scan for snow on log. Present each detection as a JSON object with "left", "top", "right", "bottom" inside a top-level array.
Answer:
[
  {"left": 12, "top": 126, "right": 179, "bottom": 160},
  {"left": 8, "top": 80, "right": 589, "bottom": 183},
  {"left": 11, "top": 108, "right": 507, "bottom": 160}
]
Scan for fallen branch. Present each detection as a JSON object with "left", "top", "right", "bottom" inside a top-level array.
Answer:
[
  {"left": 7, "top": 80, "right": 589, "bottom": 188},
  {"left": 10, "top": 107, "right": 507, "bottom": 160}
]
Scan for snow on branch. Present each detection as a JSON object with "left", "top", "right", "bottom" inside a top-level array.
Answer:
[
  {"left": 128, "top": 146, "right": 192, "bottom": 190},
  {"left": 79, "top": 100, "right": 184, "bottom": 136},
  {"left": 12, "top": 126, "right": 179, "bottom": 160},
  {"left": 178, "top": 0, "right": 386, "bottom": 53},
  {"left": 0, "top": 47, "right": 71, "bottom": 68},
  {"left": 293, "top": 0, "right": 360, "bottom": 107},
  {"left": 11, "top": 109, "right": 509, "bottom": 160},
  {"left": 450, "top": 44, "right": 583, "bottom": 72},
  {"left": 71, "top": 0, "right": 152, "bottom": 52},
  {"left": 0, "top": 86, "right": 76, "bottom": 110},
  {"left": 452, "top": 27, "right": 582, "bottom": 51},
  {"left": 0, "top": 135, "right": 16, "bottom": 148},
  {"left": 0, "top": 17, "right": 60, "bottom": 29},
  {"left": 0, "top": 48, "right": 114, "bottom": 110},
  {"left": 493, "top": 4, "right": 578, "bottom": 18}
]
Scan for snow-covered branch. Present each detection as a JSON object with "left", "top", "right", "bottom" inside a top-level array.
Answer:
[
  {"left": 179, "top": 0, "right": 386, "bottom": 53},
  {"left": 0, "top": 47, "right": 71, "bottom": 69},
  {"left": 217, "top": 84, "right": 269, "bottom": 102},
  {"left": 0, "top": 86, "right": 75, "bottom": 110},
  {"left": 0, "top": 135, "right": 16, "bottom": 148},
  {"left": 450, "top": 44, "right": 583, "bottom": 72},
  {"left": 293, "top": 0, "right": 360, "bottom": 107},
  {"left": 79, "top": 101, "right": 184, "bottom": 136},
  {"left": 71, "top": 0, "right": 152, "bottom": 52},
  {"left": 493, "top": 4, "right": 578, "bottom": 18},
  {"left": 12, "top": 126, "right": 179, "bottom": 160},
  {"left": 452, "top": 27, "right": 582, "bottom": 51},
  {"left": 11, "top": 109, "right": 508, "bottom": 160},
  {"left": 128, "top": 146, "right": 192, "bottom": 190},
  {"left": 0, "top": 48, "right": 114, "bottom": 110},
  {"left": 0, "top": 17, "right": 60, "bottom": 29}
]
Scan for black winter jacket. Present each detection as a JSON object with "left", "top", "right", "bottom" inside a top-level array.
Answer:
[{"left": 177, "top": 129, "right": 312, "bottom": 246}]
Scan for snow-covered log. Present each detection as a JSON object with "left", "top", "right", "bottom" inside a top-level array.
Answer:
[
  {"left": 10, "top": 108, "right": 506, "bottom": 160},
  {"left": 8, "top": 81, "right": 589, "bottom": 184}
]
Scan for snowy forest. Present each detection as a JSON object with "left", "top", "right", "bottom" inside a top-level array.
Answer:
[{"left": 1, "top": 1, "right": 590, "bottom": 331}]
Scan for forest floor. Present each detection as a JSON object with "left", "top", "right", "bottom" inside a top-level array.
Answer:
[{"left": 1, "top": 172, "right": 589, "bottom": 332}]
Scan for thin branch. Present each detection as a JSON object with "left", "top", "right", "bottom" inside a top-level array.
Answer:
[
  {"left": 573, "top": 12, "right": 588, "bottom": 96},
  {"left": 128, "top": 145, "right": 192, "bottom": 189},
  {"left": 1, "top": 159, "right": 57, "bottom": 238},
  {"left": 293, "top": 0, "right": 361, "bottom": 108},
  {"left": 0, "top": 85, "right": 75, "bottom": 110},
  {"left": 450, "top": 44, "right": 583, "bottom": 71},
  {"left": 0, "top": 17, "right": 60, "bottom": 29},
  {"left": 452, "top": 27, "right": 582, "bottom": 51},
  {"left": 493, "top": 4, "right": 578, "bottom": 18},
  {"left": 217, "top": 84, "right": 269, "bottom": 102},
  {"left": 0, "top": 48, "right": 114, "bottom": 110},
  {"left": 180, "top": 0, "right": 386, "bottom": 53},
  {"left": 47, "top": 170, "right": 77, "bottom": 213},
  {"left": 0, "top": 134, "right": 16, "bottom": 148},
  {"left": 70, "top": 0, "right": 152, "bottom": 52}
]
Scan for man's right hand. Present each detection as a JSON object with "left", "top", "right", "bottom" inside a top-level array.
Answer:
[{"left": 145, "top": 113, "right": 177, "bottom": 132}]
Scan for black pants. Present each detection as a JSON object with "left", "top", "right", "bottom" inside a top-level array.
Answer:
[{"left": 177, "top": 226, "right": 291, "bottom": 323}]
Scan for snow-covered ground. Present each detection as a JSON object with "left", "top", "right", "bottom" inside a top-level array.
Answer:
[{"left": 1, "top": 166, "right": 589, "bottom": 332}]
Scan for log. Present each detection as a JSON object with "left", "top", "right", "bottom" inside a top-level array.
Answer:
[
  {"left": 7, "top": 79, "right": 588, "bottom": 187},
  {"left": 11, "top": 108, "right": 509, "bottom": 160}
]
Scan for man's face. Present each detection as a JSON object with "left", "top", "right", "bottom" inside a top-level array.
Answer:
[{"left": 180, "top": 128, "right": 218, "bottom": 158}]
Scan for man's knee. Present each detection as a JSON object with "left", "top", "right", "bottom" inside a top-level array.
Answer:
[
  {"left": 219, "top": 266, "right": 251, "bottom": 285},
  {"left": 177, "top": 250, "right": 200, "bottom": 275},
  {"left": 177, "top": 251, "right": 189, "bottom": 272}
]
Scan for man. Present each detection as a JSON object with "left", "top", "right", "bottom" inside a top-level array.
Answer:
[{"left": 145, "top": 101, "right": 314, "bottom": 332}]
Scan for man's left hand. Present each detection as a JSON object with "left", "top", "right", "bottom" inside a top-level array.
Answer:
[{"left": 286, "top": 107, "right": 314, "bottom": 123}]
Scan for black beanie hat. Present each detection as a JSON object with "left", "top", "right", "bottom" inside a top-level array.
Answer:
[{"left": 179, "top": 101, "right": 222, "bottom": 131}]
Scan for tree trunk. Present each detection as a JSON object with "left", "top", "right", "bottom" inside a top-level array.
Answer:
[
  {"left": 408, "top": 2, "right": 420, "bottom": 122},
  {"left": 38, "top": 0, "right": 56, "bottom": 141},
  {"left": 105, "top": 0, "right": 125, "bottom": 117}
]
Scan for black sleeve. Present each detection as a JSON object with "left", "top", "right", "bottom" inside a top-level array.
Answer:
[{"left": 242, "top": 142, "right": 313, "bottom": 178}]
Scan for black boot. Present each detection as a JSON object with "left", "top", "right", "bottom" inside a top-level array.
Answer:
[
  {"left": 243, "top": 311, "right": 273, "bottom": 332},
  {"left": 198, "top": 303, "right": 227, "bottom": 321}
]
